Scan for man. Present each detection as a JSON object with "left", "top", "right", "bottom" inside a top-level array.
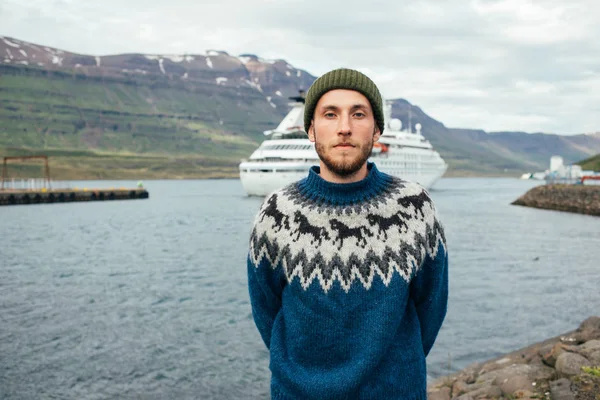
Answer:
[{"left": 247, "top": 68, "right": 448, "bottom": 400}]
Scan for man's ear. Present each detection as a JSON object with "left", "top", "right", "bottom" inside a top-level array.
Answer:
[
  {"left": 308, "top": 123, "right": 315, "bottom": 142},
  {"left": 373, "top": 126, "right": 381, "bottom": 142}
]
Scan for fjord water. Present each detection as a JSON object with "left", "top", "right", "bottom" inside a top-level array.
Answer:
[{"left": 1, "top": 178, "right": 599, "bottom": 399}]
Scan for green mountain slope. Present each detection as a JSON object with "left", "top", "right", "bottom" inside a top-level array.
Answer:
[
  {"left": 0, "top": 64, "right": 286, "bottom": 178},
  {"left": 576, "top": 154, "right": 600, "bottom": 171},
  {"left": 389, "top": 100, "right": 600, "bottom": 175},
  {"left": 2, "top": 36, "right": 600, "bottom": 179}
]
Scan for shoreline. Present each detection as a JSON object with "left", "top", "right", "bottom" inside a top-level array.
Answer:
[{"left": 427, "top": 316, "right": 600, "bottom": 399}]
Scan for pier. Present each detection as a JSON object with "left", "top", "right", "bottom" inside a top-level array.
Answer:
[
  {"left": 1, "top": 155, "right": 149, "bottom": 206},
  {"left": 0, "top": 187, "right": 149, "bottom": 206}
]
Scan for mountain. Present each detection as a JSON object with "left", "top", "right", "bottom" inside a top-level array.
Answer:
[
  {"left": 386, "top": 99, "right": 600, "bottom": 175},
  {"left": 577, "top": 154, "right": 600, "bottom": 172},
  {"left": 2, "top": 35, "right": 600, "bottom": 179}
]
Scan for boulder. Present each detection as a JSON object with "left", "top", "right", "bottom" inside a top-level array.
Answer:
[
  {"left": 542, "top": 342, "right": 568, "bottom": 367},
  {"left": 573, "top": 316, "right": 600, "bottom": 343},
  {"left": 555, "top": 352, "right": 592, "bottom": 378},
  {"left": 478, "top": 363, "right": 555, "bottom": 385},
  {"left": 453, "top": 394, "right": 474, "bottom": 400},
  {"left": 549, "top": 378, "right": 575, "bottom": 400},
  {"left": 588, "top": 350, "right": 600, "bottom": 365},
  {"left": 452, "top": 380, "right": 489, "bottom": 397},
  {"left": 499, "top": 375, "right": 535, "bottom": 396},
  {"left": 427, "top": 385, "right": 450, "bottom": 400},
  {"left": 579, "top": 339, "right": 600, "bottom": 357},
  {"left": 460, "top": 384, "right": 502, "bottom": 399}
]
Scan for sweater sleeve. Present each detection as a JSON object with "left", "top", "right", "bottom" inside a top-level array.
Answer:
[
  {"left": 409, "top": 217, "right": 449, "bottom": 357},
  {"left": 247, "top": 241, "right": 286, "bottom": 350}
]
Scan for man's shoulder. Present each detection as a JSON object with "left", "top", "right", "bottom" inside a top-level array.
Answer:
[
  {"left": 259, "top": 182, "right": 298, "bottom": 210},
  {"left": 384, "top": 178, "right": 441, "bottom": 221},
  {"left": 387, "top": 177, "right": 432, "bottom": 201},
  {"left": 252, "top": 183, "right": 299, "bottom": 227}
]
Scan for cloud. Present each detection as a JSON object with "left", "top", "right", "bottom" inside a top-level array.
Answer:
[{"left": 1, "top": 0, "right": 599, "bottom": 134}]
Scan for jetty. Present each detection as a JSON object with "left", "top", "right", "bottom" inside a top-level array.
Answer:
[
  {"left": 512, "top": 184, "right": 600, "bottom": 217},
  {"left": 1, "top": 155, "right": 149, "bottom": 206}
]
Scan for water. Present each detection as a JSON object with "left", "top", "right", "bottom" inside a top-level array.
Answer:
[{"left": 1, "top": 178, "right": 599, "bottom": 399}]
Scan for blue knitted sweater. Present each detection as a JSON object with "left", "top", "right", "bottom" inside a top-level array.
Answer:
[{"left": 247, "top": 163, "right": 448, "bottom": 400}]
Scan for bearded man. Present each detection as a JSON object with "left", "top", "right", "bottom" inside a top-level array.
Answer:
[{"left": 247, "top": 68, "right": 448, "bottom": 400}]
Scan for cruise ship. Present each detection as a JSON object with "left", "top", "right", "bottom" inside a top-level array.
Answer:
[{"left": 239, "top": 94, "right": 447, "bottom": 196}]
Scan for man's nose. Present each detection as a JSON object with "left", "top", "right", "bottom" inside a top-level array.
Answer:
[{"left": 338, "top": 114, "right": 351, "bottom": 135}]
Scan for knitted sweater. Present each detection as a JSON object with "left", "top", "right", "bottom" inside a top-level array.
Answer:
[{"left": 247, "top": 163, "right": 448, "bottom": 400}]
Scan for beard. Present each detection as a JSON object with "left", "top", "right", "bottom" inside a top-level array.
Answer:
[{"left": 314, "top": 129, "right": 374, "bottom": 178}]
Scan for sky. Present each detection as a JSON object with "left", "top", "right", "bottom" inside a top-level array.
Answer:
[{"left": 1, "top": 0, "right": 599, "bottom": 135}]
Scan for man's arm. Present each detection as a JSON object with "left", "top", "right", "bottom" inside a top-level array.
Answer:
[
  {"left": 247, "top": 245, "right": 285, "bottom": 349},
  {"left": 410, "top": 245, "right": 448, "bottom": 356},
  {"left": 410, "top": 206, "right": 449, "bottom": 357}
]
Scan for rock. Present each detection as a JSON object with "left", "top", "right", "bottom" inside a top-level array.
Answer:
[
  {"left": 454, "top": 394, "right": 474, "bottom": 400},
  {"left": 479, "top": 363, "right": 555, "bottom": 385},
  {"left": 512, "top": 389, "right": 535, "bottom": 399},
  {"left": 452, "top": 380, "right": 486, "bottom": 397},
  {"left": 499, "top": 375, "right": 534, "bottom": 396},
  {"left": 476, "top": 357, "right": 521, "bottom": 377},
  {"left": 461, "top": 384, "right": 503, "bottom": 399},
  {"left": 542, "top": 342, "right": 568, "bottom": 367},
  {"left": 425, "top": 317, "right": 600, "bottom": 399},
  {"left": 555, "top": 352, "right": 592, "bottom": 378},
  {"left": 549, "top": 379, "right": 575, "bottom": 400},
  {"left": 511, "top": 185, "right": 600, "bottom": 216},
  {"left": 579, "top": 339, "right": 600, "bottom": 355},
  {"left": 538, "top": 343, "right": 554, "bottom": 358},
  {"left": 588, "top": 350, "right": 600, "bottom": 364},
  {"left": 427, "top": 385, "right": 450, "bottom": 400},
  {"left": 451, "top": 380, "right": 467, "bottom": 396},
  {"left": 573, "top": 317, "right": 600, "bottom": 343},
  {"left": 579, "top": 316, "right": 600, "bottom": 331}
]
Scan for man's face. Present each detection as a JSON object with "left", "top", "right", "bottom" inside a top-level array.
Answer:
[{"left": 308, "top": 89, "right": 380, "bottom": 181}]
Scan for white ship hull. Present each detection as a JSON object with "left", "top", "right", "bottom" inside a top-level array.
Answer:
[
  {"left": 240, "top": 170, "right": 310, "bottom": 197},
  {"left": 240, "top": 156, "right": 447, "bottom": 197},
  {"left": 239, "top": 161, "right": 313, "bottom": 197}
]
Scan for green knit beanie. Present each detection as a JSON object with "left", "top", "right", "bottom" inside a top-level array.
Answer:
[{"left": 304, "top": 68, "right": 384, "bottom": 134}]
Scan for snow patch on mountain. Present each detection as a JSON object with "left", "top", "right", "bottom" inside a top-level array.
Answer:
[{"left": 3, "top": 38, "right": 20, "bottom": 48}]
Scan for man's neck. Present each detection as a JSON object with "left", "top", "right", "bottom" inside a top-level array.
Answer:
[{"left": 318, "top": 163, "right": 369, "bottom": 184}]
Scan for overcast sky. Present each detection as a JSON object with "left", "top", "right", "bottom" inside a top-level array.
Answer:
[{"left": 2, "top": 0, "right": 599, "bottom": 134}]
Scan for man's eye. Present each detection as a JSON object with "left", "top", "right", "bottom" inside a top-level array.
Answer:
[
  {"left": 324, "top": 112, "right": 336, "bottom": 118},
  {"left": 354, "top": 112, "right": 365, "bottom": 118}
]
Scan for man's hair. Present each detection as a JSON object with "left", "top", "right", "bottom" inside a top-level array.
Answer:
[{"left": 303, "top": 68, "right": 385, "bottom": 134}]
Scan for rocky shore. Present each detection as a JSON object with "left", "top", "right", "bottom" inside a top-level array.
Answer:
[
  {"left": 427, "top": 316, "right": 600, "bottom": 400},
  {"left": 512, "top": 185, "right": 600, "bottom": 216}
]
